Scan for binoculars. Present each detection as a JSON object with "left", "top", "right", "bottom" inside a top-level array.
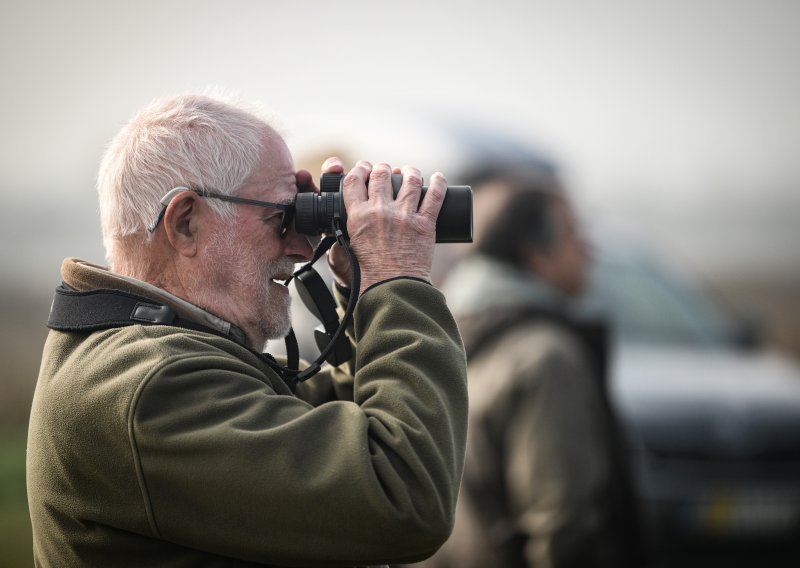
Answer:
[{"left": 295, "top": 173, "right": 473, "bottom": 243}]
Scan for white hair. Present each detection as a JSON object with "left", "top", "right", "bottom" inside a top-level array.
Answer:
[{"left": 97, "top": 91, "right": 277, "bottom": 269}]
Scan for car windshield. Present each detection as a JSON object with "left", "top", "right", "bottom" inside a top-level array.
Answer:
[{"left": 589, "top": 250, "right": 738, "bottom": 348}]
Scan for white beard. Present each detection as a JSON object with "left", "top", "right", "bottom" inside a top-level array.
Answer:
[{"left": 194, "top": 229, "right": 296, "bottom": 342}]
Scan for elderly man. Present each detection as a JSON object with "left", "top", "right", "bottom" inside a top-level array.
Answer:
[
  {"left": 415, "top": 166, "right": 643, "bottom": 568},
  {"left": 26, "top": 93, "right": 468, "bottom": 567}
]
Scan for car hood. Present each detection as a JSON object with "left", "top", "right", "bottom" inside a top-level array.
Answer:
[{"left": 610, "top": 343, "right": 800, "bottom": 459}]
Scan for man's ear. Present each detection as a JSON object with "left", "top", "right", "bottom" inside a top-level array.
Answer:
[{"left": 162, "top": 192, "right": 200, "bottom": 257}]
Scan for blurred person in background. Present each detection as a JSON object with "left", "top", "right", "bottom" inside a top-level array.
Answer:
[
  {"left": 412, "top": 165, "right": 645, "bottom": 568},
  {"left": 26, "top": 92, "right": 468, "bottom": 567}
]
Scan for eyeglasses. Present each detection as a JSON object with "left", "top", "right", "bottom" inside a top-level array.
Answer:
[{"left": 148, "top": 186, "right": 295, "bottom": 239}]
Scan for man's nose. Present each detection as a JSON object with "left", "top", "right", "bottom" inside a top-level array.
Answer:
[{"left": 284, "top": 227, "right": 314, "bottom": 263}]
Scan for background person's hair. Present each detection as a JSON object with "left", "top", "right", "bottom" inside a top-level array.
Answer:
[
  {"left": 97, "top": 91, "right": 275, "bottom": 267},
  {"left": 469, "top": 165, "right": 563, "bottom": 268}
]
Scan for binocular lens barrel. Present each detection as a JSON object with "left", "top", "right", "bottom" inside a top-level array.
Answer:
[{"left": 295, "top": 173, "right": 473, "bottom": 243}]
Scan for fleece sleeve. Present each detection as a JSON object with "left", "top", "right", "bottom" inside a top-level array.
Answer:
[{"left": 130, "top": 278, "right": 468, "bottom": 566}]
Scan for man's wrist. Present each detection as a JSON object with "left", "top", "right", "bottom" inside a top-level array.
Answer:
[{"left": 361, "top": 276, "right": 431, "bottom": 296}]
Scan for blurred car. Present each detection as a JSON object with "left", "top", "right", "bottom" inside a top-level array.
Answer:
[{"left": 586, "top": 234, "right": 800, "bottom": 565}]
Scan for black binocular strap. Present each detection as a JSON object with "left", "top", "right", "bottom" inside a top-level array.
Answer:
[
  {"left": 47, "top": 284, "right": 305, "bottom": 388},
  {"left": 47, "top": 284, "right": 216, "bottom": 336}
]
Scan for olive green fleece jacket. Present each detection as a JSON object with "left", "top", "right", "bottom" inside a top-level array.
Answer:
[{"left": 27, "top": 259, "right": 468, "bottom": 567}]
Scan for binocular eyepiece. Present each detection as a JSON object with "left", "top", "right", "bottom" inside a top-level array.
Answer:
[{"left": 295, "top": 173, "right": 473, "bottom": 243}]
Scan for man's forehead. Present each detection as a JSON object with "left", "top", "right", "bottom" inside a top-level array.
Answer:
[
  {"left": 242, "top": 135, "right": 297, "bottom": 200},
  {"left": 243, "top": 169, "right": 296, "bottom": 201}
]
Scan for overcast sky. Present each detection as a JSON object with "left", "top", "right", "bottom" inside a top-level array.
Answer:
[{"left": 2, "top": 0, "right": 799, "bottom": 290}]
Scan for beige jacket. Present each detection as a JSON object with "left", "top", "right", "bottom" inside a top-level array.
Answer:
[{"left": 413, "top": 255, "right": 640, "bottom": 568}]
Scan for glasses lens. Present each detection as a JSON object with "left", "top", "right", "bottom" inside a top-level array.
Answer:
[{"left": 279, "top": 205, "right": 295, "bottom": 239}]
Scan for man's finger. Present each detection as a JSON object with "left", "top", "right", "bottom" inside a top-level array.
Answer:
[
  {"left": 394, "top": 165, "right": 424, "bottom": 211},
  {"left": 416, "top": 171, "right": 448, "bottom": 223},
  {"left": 341, "top": 161, "right": 372, "bottom": 211},
  {"left": 367, "top": 163, "right": 393, "bottom": 202},
  {"left": 321, "top": 156, "right": 345, "bottom": 174}
]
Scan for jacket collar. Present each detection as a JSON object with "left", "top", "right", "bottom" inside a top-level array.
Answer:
[
  {"left": 60, "top": 257, "right": 249, "bottom": 345},
  {"left": 441, "top": 254, "right": 572, "bottom": 319}
]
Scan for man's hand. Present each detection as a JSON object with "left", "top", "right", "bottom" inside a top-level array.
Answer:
[{"left": 327, "top": 160, "right": 446, "bottom": 295}]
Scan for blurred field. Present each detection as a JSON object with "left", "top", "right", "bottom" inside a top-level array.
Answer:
[
  {"left": 0, "top": 288, "right": 47, "bottom": 567},
  {"left": 711, "top": 276, "right": 800, "bottom": 359},
  {"left": 0, "top": 431, "right": 32, "bottom": 568}
]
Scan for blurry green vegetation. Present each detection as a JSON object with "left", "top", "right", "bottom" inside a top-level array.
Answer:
[
  {"left": 0, "top": 289, "right": 46, "bottom": 568},
  {"left": 0, "top": 431, "right": 32, "bottom": 568}
]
